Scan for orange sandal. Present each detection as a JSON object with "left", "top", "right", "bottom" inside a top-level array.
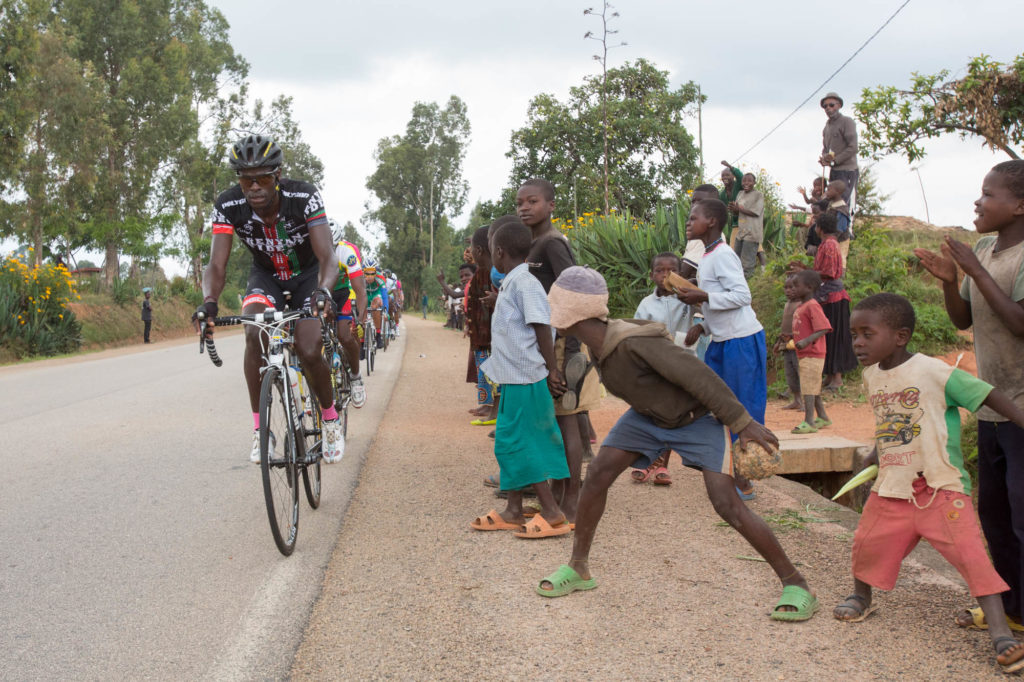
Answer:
[
  {"left": 513, "top": 515, "right": 572, "bottom": 539},
  {"left": 470, "top": 509, "right": 521, "bottom": 531}
]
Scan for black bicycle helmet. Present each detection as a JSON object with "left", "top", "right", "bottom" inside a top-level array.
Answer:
[{"left": 229, "top": 134, "right": 284, "bottom": 171}]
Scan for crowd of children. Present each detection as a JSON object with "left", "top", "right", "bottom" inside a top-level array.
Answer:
[{"left": 440, "top": 161, "right": 1024, "bottom": 674}]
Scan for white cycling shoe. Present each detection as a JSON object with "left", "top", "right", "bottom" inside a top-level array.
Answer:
[
  {"left": 250, "top": 429, "right": 276, "bottom": 464},
  {"left": 350, "top": 375, "right": 366, "bottom": 408},
  {"left": 322, "top": 418, "right": 345, "bottom": 463}
]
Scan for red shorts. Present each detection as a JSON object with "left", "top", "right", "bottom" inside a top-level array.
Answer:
[{"left": 852, "top": 478, "right": 1009, "bottom": 597}]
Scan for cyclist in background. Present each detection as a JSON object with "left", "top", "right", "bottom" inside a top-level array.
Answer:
[
  {"left": 393, "top": 274, "right": 404, "bottom": 335},
  {"left": 196, "top": 135, "right": 345, "bottom": 464},
  {"left": 328, "top": 219, "right": 368, "bottom": 408},
  {"left": 384, "top": 269, "right": 400, "bottom": 338},
  {"left": 363, "top": 258, "right": 388, "bottom": 349}
]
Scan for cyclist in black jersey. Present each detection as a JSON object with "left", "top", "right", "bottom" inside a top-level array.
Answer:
[{"left": 195, "top": 135, "right": 345, "bottom": 464}]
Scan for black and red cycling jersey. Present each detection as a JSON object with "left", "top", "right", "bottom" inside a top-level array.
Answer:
[{"left": 210, "top": 178, "right": 328, "bottom": 281}]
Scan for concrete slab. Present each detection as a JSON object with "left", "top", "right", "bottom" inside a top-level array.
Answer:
[{"left": 777, "top": 433, "right": 870, "bottom": 474}]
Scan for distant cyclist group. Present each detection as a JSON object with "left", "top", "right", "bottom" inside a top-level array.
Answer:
[{"left": 194, "top": 134, "right": 403, "bottom": 467}]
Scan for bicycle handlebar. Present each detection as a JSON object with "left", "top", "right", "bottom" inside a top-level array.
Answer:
[{"left": 196, "top": 307, "right": 328, "bottom": 368}]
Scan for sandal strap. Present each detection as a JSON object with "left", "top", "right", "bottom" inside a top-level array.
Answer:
[
  {"left": 844, "top": 594, "right": 868, "bottom": 606},
  {"left": 994, "top": 635, "right": 1019, "bottom": 652}
]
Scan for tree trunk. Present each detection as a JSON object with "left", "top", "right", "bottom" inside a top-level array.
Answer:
[
  {"left": 429, "top": 178, "right": 435, "bottom": 267},
  {"left": 104, "top": 241, "right": 119, "bottom": 284}
]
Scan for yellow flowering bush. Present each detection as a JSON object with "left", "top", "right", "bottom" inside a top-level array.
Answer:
[
  {"left": 1, "top": 253, "right": 82, "bottom": 357},
  {"left": 561, "top": 208, "right": 687, "bottom": 316}
]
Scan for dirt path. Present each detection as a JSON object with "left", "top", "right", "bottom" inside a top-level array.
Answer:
[{"left": 292, "top": 318, "right": 1007, "bottom": 680}]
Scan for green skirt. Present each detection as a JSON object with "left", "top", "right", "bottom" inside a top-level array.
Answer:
[{"left": 495, "top": 380, "right": 568, "bottom": 491}]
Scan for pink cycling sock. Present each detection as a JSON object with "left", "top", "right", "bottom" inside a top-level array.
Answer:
[
  {"left": 253, "top": 412, "right": 260, "bottom": 430},
  {"left": 321, "top": 404, "right": 338, "bottom": 421}
]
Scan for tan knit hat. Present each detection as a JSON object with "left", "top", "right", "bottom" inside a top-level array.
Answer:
[
  {"left": 820, "top": 92, "right": 843, "bottom": 108},
  {"left": 548, "top": 266, "right": 609, "bottom": 330}
]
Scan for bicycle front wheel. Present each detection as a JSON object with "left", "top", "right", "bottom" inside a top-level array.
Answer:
[
  {"left": 364, "top": 324, "right": 374, "bottom": 376},
  {"left": 260, "top": 366, "right": 299, "bottom": 556}
]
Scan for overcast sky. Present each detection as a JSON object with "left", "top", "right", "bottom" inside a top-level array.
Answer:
[{"left": 197, "top": 0, "right": 1019, "bottom": 266}]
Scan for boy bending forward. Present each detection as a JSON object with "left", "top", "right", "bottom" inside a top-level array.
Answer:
[{"left": 536, "top": 266, "right": 818, "bottom": 622}]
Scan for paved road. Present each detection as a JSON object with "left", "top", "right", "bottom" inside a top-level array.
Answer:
[{"left": 0, "top": 329, "right": 404, "bottom": 680}]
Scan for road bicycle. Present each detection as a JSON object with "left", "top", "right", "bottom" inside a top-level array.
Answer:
[
  {"left": 379, "top": 311, "right": 391, "bottom": 352},
  {"left": 362, "top": 314, "right": 376, "bottom": 376},
  {"left": 197, "top": 300, "right": 351, "bottom": 555}
]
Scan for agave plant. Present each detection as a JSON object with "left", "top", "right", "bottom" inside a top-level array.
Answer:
[{"left": 564, "top": 206, "right": 691, "bottom": 317}]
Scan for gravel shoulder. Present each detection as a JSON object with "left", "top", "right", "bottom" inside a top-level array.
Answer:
[{"left": 292, "top": 317, "right": 1008, "bottom": 680}]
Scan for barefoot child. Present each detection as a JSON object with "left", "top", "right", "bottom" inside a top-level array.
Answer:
[
  {"left": 680, "top": 199, "right": 766, "bottom": 500},
  {"left": 535, "top": 266, "right": 817, "bottom": 620},
  {"left": 465, "top": 226, "right": 497, "bottom": 422},
  {"left": 837, "top": 293, "right": 1024, "bottom": 674},
  {"left": 773, "top": 275, "right": 803, "bottom": 410},
  {"left": 470, "top": 219, "right": 570, "bottom": 537},
  {"left": 518, "top": 178, "right": 597, "bottom": 522},
  {"left": 915, "top": 160, "right": 1024, "bottom": 636},
  {"left": 789, "top": 269, "right": 832, "bottom": 434}
]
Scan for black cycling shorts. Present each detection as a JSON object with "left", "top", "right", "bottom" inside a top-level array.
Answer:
[
  {"left": 331, "top": 287, "right": 355, "bottom": 319},
  {"left": 242, "top": 265, "right": 320, "bottom": 311}
]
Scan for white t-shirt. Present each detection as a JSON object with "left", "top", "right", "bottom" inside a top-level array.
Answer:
[
  {"left": 697, "top": 240, "right": 763, "bottom": 342},
  {"left": 864, "top": 354, "right": 992, "bottom": 499}
]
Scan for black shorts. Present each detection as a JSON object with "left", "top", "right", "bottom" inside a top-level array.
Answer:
[
  {"left": 331, "top": 287, "right": 355, "bottom": 319},
  {"left": 242, "top": 265, "right": 320, "bottom": 311}
]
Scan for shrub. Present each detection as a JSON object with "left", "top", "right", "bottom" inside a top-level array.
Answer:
[
  {"left": 0, "top": 253, "right": 82, "bottom": 357},
  {"left": 110, "top": 277, "right": 137, "bottom": 307},
  {"left": 561, "top": 209, "right": 686, "bottom": 317}
]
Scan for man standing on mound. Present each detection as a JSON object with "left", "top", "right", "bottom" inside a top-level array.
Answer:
[{"left": 535, "top": 266, "right": 818, "bottom": 622}]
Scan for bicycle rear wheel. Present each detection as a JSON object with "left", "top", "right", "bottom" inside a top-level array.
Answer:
[
  {"left": 260, "top": 366, "right": 299, "bottom": 556},
  {"left": 335, "top": 355, "right": 352, "bottom": 438},
  {"left": 381, "top": 317, "right": 390, "bottom": 352}
]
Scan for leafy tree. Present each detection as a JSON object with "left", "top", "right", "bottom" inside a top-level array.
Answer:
[
  {"left": 57, "top": 0, "right": 245, "bottom": 283},
  {"left": 0, "top": 2, "right": 105, "bottom": 267},
  {"left": 340, "top": 220, "right": 368, "bottom": 254},
  {"left": 856, "top": 53, "right": 1024, "bottom": 162},
  {"left": 507, "top": 58, "right": 701, "bottom": 220},
  {"left": 854, "top": 165, "right": 889, "bottom": 221},
  {"left": 0, "top": 0, "right": 42, "bottom": 188},
  {"left": 242, "top": 95, "right": 325, "bottom": 186},
  {"left": 366, "top": 96, "right": 471, "bottom": 301}
]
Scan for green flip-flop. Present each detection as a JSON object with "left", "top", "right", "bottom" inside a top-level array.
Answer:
[
  {"left": 813, "top": 417, "right": 832, "bottom": 429},
  {"left": 791, "top": 421, "right": 818, "bottom": 434},
  {"left": 536, "top": 564, "right": 597, "bottom": 598},
  {"left": 771, "top": 585, "right": 819, "bottom": 622}
]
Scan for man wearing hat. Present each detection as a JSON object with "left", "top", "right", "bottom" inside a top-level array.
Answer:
[{"left": 818, "top": 92, "right": 859, "bottom": 210}]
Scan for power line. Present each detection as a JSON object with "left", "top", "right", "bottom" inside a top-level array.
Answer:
[{"left": 731, "top": 0, "right": 912, "bottom": 164}]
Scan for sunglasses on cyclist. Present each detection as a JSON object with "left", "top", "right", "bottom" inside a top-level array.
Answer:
[{"left": 236, "top": 171, "right": 278, "bottom": 188}]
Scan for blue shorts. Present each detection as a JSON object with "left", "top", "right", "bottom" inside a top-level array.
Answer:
[
  {"left": 603, "top": 409, "right": 732, "bottom": 475},
  {"left": 704, "top": 330, "right": 767, "bottom": 436}
]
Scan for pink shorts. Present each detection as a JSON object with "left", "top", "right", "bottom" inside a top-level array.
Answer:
[{"left": 852, "top": 478, "right": 1009, "bottom": 597}]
